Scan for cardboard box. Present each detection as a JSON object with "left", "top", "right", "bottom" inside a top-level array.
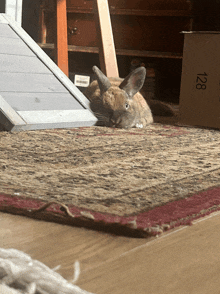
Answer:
[{"left": 179, "top": 31, "right": 220, "bottom": 129}]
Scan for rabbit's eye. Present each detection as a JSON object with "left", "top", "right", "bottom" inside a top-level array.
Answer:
[{"left": 125, "top": 103, "right": 129, "bottom": 109}]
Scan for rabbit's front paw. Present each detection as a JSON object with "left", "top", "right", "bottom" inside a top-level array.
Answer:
[{"left": 135, "top": 123, "right": 143, "bottom": 128}]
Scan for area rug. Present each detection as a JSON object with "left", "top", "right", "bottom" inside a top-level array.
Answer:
[{"left": 1, "top": 124, "right": 220, "bottom": 237}]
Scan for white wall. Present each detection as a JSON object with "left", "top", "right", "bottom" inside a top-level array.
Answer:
[{"left": 5, "top": 0, "right": 23, "bottom": 25}]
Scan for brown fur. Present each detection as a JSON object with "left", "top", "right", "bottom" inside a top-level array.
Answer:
[{"left": 85, "top": 76, "right": 153, "bottom": 128}]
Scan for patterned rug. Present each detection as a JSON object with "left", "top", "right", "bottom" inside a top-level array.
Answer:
[{"left": 1, "top": 124, "right": 220, "bottom": 237}]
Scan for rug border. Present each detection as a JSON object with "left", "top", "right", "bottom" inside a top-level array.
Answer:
[{"left": 1, "top": 185, "right": 220, "bottom": 238}]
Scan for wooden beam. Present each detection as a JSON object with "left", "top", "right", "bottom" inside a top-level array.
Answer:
[
  {"left": 67, "top": 8, "right": 193, "bottom": 17},
  {"left": 39, "top": 43, "right": 183, "bottom": 59},
  {"left": 93, "top": 0, "right": 119, "bottom": 78},
  {"left": 55, "top": 0, "right": 69, "bottom": 76}
]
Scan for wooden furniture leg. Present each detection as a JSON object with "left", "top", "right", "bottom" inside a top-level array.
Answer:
[
  {"left": 55, "top": 0, "right": 69, "bottom": 76},
  {"left": 39, "top": 2, "right": 47, "bottom": 45},
  {"left": 93, "top": 0, "right": 119, "bottom": 78}
]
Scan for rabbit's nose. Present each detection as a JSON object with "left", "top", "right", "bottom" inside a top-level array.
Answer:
[
  {"left": 110, "top": 117, "right": 116, "bottom": 124},
  {"left": 110, "top": 117, "right": 116, "bottom": 127},
  {"left": 111, "top": 116, "right": 122, "bottom": 127}
]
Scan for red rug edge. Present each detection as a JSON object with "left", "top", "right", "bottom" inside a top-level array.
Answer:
[{"left": 1, "top": 186, "right": 220, "bottom": 238}]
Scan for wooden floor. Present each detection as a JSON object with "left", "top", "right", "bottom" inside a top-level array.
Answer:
[{"left": 1, "top": 211, "right": 220, "bottom": 294}]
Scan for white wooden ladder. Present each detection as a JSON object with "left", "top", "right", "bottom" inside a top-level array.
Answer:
[{"left": 5, "top": 0, "right": 23, "bottom": 25}]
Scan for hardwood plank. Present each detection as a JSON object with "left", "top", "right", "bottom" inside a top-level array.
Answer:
[
  {"left": 0, "top": 37, "right": 35, "bottom": 56},
  {"left": 0, "top": 72, "right": 68, "bottom": 93},
  {"left": 0, "top": 23, "right": 19, "bottom": 38},
  {"left": 78, "top": 214, "right": 220, "bottom": 294},
  {"left": 0, "top": 54, "right": 51, "bottom": 73},
  {"left": 0, "top": 212, "right": 147, "bottom": 278},
  {"left": 3, "top": 92, "right": 84, "bottom": 111},
  {"left": 2, "top": 212, "right": 220, "bottom": 294}
]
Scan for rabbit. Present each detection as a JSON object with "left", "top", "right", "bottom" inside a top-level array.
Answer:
[{"left": 84, "top": 66, "right": 154, "bottom": 128}]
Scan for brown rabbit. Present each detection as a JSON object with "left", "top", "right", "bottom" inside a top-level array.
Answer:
[{"left": 84, "top": 66, "right": 154, "bottom": 128}]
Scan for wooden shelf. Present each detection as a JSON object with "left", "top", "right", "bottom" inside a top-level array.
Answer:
[
  {"left": 66, "top": 8, "right": 192, "bottom": 17},
  {"left": 39, "top": 43, "right": 183, "bottom": 59}
]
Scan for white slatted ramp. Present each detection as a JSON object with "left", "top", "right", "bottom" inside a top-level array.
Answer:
[{"left": 0, "top": 13, "right": 97, "bottom": 131}]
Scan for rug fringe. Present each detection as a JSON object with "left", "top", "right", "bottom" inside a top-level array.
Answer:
[{"left": 0, "top": 248, "right": 94, "bottom": 294}]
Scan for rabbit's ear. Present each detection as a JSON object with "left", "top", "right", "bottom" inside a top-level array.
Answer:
[
  {"left": 119, "top": 67, "right": 146, "bottom": 98},
  {"left": 92, "top": 66, "right": 111, "bottom": 94}
]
